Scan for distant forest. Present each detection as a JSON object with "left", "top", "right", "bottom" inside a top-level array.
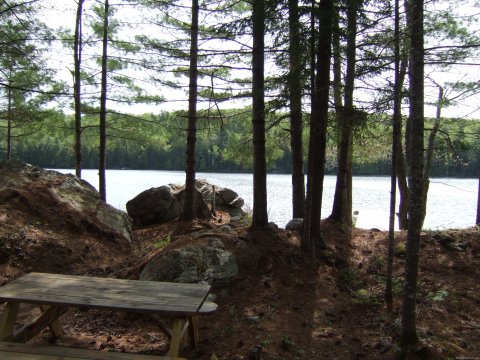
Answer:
[{"left": 2, "top": 109, "right": 479, "bottom": 177}]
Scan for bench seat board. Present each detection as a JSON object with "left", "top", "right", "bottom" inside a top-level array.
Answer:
[
  {"left": 0, "top": 342, "right": 182, "bottom": 359},
  {"left": 0, "top": 273, "right": 212, "bottom": 315}
]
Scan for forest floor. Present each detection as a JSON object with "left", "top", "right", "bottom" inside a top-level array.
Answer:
[{"left": 0, "top": 205, "right": 479, "bottom": 360}]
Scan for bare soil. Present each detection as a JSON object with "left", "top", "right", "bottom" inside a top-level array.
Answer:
[{"left": 1, "top": 206, "right": 479, "bottom": 360}]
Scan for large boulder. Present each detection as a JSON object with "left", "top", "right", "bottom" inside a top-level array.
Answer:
[
  {"left": 139, "top": 237, "right": 238, "bottom": 284},
  {"left": 285, "top": 218, "right": 303, "bottom": 232},
  {"left": 0, "top": 161, "right": 132, "bottom": 244},
  {"left": 126, "top": 182, "right": 211, "bottom": 227},
  {"left": 215, "top": 187, "right": 244, "bottom": 208},
  {"left": 127, "top": 179, "right": 245, "bottom": 227}
]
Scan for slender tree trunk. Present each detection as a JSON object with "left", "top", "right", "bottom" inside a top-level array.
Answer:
[
  {"left": 303, "top": 0, "right": 317, "bottom": 256},
  {"left": 251, "top": 0, "right": 268, "bottom": 228},
  {"left": 330, "top": 0, "right": 359, "bottom": 226},
  {"left": 182, "top": 0, "right": 199, "bottom": 221},
  {"left": 332, "top": 6, "right": 343, "bottom": 113},
  {"left": 422, "top": 80, "right": 443, "bottom": 221},
  {"left": 386, "top": 0, "right": 401, "bottom": 310},
  {"left": 396, "top": 58, "right": 410, "bottom": 230},
  {"left": 330, "top": 114, "right": 353, "bottom": 225},
  {"left": 6, "top": 88, "right": 12, "bottom": 160},
  {"left": 303, "top": 0, "right": 332, "bottom": 258},
  {"left": 476, "top": 176, "right": 480, "bottom": 226},
  {"left": 400, "top": 0, "right": 425, "bottom": 351},
  {"left": 397, "top": 0, "right": 414, "bottom": 232},
  {"left": 99, "top": 0, "right": 109, "bottom": 202},
  {"left": 288, "top": 0, "right": 304, "bottom": 219},
  {"left": 74, "top": 0, "right": 84, "bottom": 178}
]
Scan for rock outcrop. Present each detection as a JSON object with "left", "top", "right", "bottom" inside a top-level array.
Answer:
[
  {"left": 139, "top": 237, "right": 238, "bottom": 284},
  {"left": 0, "top": 161, "right": 132, "bottom": 244},
  {"left": 285, "top": 218, "right": 303, "bottom": 232},
  {"left": 126, "top": 179, "right": 245, "bottom": 227}
]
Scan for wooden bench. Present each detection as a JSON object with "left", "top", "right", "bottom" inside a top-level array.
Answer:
[
  {"left": 0, "top": 341, "right": 184, "bottom": 359},
  {"left": 0, "top": 272, "right": 217, "bottom": 358}
]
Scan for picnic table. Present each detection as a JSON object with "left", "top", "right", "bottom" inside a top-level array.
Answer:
[{"left": 0, "top": 272, "right": 216, "bottom": 358}]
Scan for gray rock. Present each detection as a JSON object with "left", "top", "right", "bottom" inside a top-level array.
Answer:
[
  {"left": 127, "top": 179, "right": 245, "bottom": 226},
  {"left": 286, "top": 218, "right": 303, "bottom": 232},
  {"left": 214, "top": 186, "right": 245, "bottom": 209},
  {"left": 126, "top": 184, "right": 210, "bottom": 227},
  {"left": 268, "top": 222, "right": 279, "bottom": 230},
  {"left": 215, "top": 187, "right": 238, "bottom": 205},
  {"left": 219, "top": 225, "right": 233, "bottom": 233},
  {"left": 229, "top": 197, "right": 245, "bottom": 208},
  {"left": 140, "top": 238, "right": 238, "bottom": 284}
]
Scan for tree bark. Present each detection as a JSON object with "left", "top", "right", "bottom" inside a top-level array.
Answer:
[
  {"left": 400, "top": 0, "right": 425, "bottom": 351},
  {"left": 251, "top": 0, "right": 268, "bottom": 228},
  {"left": 288, "top": 0, "right": 305, "bottom": 219},
  {"left": 303, "top": 0, "right": 317, "bottom": 256},
  {"left": 6, "top": 87, "right": 12, "bottom": 160},
  {"left": 386, "top": 0, "right": 401, "bottom": 309},
  {"left": 422, "top": 80, "right": 443, "bottom": 222},
  {"left": 477, "top": 176, "right": 480, "bottom": 226},
  {"left": 302, "top": 0, "right": 332, "bottom": 257},
  {"left": 332, "top": 6, "right": 342, "bottom": 112},
  {"left": 98, "top": 0, "right": 109, "bottom": 202},
  {"left": 74, "top": 0, "right": 84, "bottom": 178},
  {"left": 330, "top": 0, "right": 359, "bottom": 227},
  {"left": 396, "top": 58, "right": 410, "bottom": 230},
  {"left": 182, "top": 0, "right": 199, "bottom": 221}
]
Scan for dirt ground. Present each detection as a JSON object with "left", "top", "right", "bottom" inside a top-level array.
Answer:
[{"left": 0, "top": 205, "right": 479, "bottom": 360}]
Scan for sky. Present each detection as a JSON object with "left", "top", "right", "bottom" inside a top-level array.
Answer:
[{"left": 40, "top": 0, "right": 480, "bottom": 120}]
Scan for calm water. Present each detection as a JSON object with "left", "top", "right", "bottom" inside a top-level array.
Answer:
[{"left": 57, "top": 169, "right": 478, "bottom": 230}]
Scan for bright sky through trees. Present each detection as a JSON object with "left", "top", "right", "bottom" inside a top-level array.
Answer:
[{"left": 39, "top": 0, "right": 480, "bottom": 119}]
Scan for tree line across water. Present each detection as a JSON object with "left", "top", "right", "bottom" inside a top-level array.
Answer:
[{"left": 2, "top": 109, "right": 479, "bottom": 177}]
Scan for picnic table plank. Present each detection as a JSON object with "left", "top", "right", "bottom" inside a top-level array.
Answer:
[
  {"left": 0, "top": 273, "right": 212, "bottom": 315},
  {"left": 4, "top": 272, "right": 210, "bottom": 297}
]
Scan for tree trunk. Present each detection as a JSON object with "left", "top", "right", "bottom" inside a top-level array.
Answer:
[
  {"left": 74, "top": 0, "right": 84, "bottom": 178},
  {"left": 303, "top": 0, "right": 317, "bottom": 256},
  {"left": 396, "top": 148, "right": 410, "bottom": 229},
  {"left": 386, "top": 0, "right": 401, "bottom": 310},
  {"left": 398, "top": 0, "right": 413, "bottom": 231},
  {"left": 303, "top": 0, "right": 332, "bottom": 257},
  {"left": 6, "top": 87, "right": 12, "bottom": 160},
  {"left": 251, "top": 0, "right": 268, "bottom": 228},
  {"left": 400, "top": 0, "right": 425, "bottom": 351},
  {"left": 396, "top": 58, "right": 409, "bottom": 230},
  {"left": 182, "top": 0, "right": 199, "bottom": 221},
  {"left": 330, "top": 115, "right": 353, "bottom": 225},
  {"left": 330, "top": 0, "right": 359, "bottom": 227},
  {"left": 332, "top": 6, "right": 342, "bottom": 112},
  {"left": 288, "top": 0, "right": 304, "bottom": 219},
  {"left": 477, "top": 176, "right": 480, "bottom": 226},
  {"left": 422, "top": 80, "right": 443, "bottom": 222},
  {"left": 98, "top": 0, "right": 109, "bottom": 202}
]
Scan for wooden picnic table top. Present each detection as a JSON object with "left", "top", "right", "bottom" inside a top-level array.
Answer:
[{"left": 0, "top": 272, "right": 212, "bottom": 316}]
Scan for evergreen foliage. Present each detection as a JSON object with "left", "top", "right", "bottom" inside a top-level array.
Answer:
[{"left": 1, "top": 109, "right": 478, "bottom": 177}]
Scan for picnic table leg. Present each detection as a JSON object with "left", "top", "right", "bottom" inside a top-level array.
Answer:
[
  {"left": 8, "top": 306, "right": 67, "bottom": 343},
  {"left": 0, "top": 302, "right": 20, "bottom": 340},
  {"left": 39, "top": 305, "right": 65, "bottom": 337},
  {"left": 167, "top": 318, "right": 183, "bottom": 358},
  {"left": 188, "top": 315, "right": 199, "bottom": 347}
]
